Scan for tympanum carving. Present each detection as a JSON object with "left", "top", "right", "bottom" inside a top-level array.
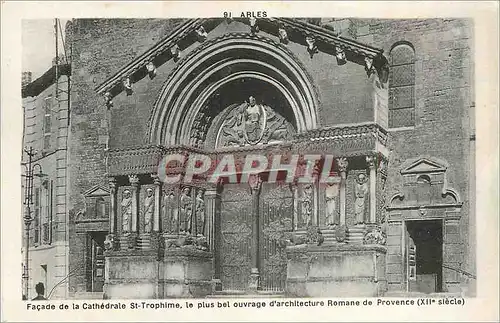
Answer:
[{"left": 217, "top": 96, "right": 294, "bottom": 147}]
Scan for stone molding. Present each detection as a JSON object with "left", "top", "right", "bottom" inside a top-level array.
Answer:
[{"left": 95, "top": 18, "right": 385, "bottom": 98}]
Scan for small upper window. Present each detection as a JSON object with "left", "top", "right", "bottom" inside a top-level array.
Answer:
[{"left": 389, "top": 42, "right": 416, "bottom": 128}]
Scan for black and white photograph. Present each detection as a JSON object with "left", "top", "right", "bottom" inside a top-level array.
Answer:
[{"left": 1, "top": 1, "right": 498, "bottom": 322}]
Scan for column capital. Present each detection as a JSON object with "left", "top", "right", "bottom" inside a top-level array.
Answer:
[
  {"left": 366, "top": 155, "right": 376, "bottom": 169},
  {"left": 151, "top": 173, "right": 161, "bottom": 185},
  {"left": 128, "top": 174, "right": 140, "bottom": 186},
  {"left": 337, "top": 157, "right": 348, "bottom": 173},
  {"left": 108, "top": 177, "right": 117, "bottom": 190}
]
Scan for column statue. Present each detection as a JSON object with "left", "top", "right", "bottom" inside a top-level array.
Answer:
[
  {"left": 355, "top": 173, "right": 369, "bottom": 224},
  {"left": 179, "top": 187, "right": 193, "bottom": 234},
  {"left": 325, "top": 183, "right": 339, "bottom": 226},
  {"left": 195, "top": 190, "right": 206, "bottom": 236},
  {"left": 121, "top": 190, "right": 132, "bottom": 232},
  {"left": 143, "top": 188, "right": 154, "bottom": 233}
]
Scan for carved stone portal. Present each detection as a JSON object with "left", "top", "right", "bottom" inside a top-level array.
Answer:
[{"left": 217, "top": 96, "right": 294, "bottom": 147}]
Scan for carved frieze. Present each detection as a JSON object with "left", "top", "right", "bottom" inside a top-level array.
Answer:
[{"left": 363, "top": 227, "right": 387, "bottom": 245}]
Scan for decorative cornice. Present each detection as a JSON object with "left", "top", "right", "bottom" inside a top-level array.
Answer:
[
  {"left": 107, "top": 122, "right": 389, "bottom": 176},
  {"left": 270, "top": 18, "right": 383, "bottom": 58},
  {"left": 95, "top": 18, "right": 210, "bottom": 95},
  {"left": 94, "top": 17, "right": 386, "bottom": 99}
]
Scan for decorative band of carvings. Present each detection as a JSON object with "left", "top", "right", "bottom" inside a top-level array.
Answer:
[
  {"left": 159, "top": 279, "right": 213, "bottom": 285},
  {"left": 108, "top": 124, "right": 388, "bottom": 176},
  {"left": 272, "top": 18, "right": 383, "bottom": 57}
]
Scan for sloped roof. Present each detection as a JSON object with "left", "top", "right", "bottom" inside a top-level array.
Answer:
[
  {"left": 95, "top": 17, "right": 386, "bottom": 97},
  {"left": 22, "top": 64, "right": 71, "bottom": 98}
]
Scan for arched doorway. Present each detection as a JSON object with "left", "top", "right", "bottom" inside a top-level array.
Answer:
[{"left": 149, "top": 34, "right": 319, "bottom": 293}]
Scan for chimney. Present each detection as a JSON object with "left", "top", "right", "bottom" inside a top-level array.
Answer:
[{"left": 22, "top": 71, "right": 32, "bottom": 88}]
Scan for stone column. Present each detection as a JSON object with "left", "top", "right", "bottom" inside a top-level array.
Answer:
[
  {"left": 292, "top": 184, "right": 299, "bottom": 231},
  {"left": 152, "top": 174, "right": 161, "bottom": 232},
  {"left": 150, "top": 174, "right": 162, "bottom": 251},
  {"left": 108, "top": 177, "right": 117, "bottom": 234},
  {"left": 205, "top": 186, "right": 221, "bottom": 291},
  {"left": 367, "top": 156, "right": 377, "bottom": 224},
  {"left": 248, "top": 174, "right": 262, "bottom": 291},
  {"left": 337, "top": 158, "right": 348, "bottom": 226},
  {"left": 128, "top": 174, "right": 140, "bottom": 249},
  {"left": 204, "top": 188, "right": 219, "bottom": 250},
  {"left": 105, "top": 177, "right": 118, "bottom": 251}
]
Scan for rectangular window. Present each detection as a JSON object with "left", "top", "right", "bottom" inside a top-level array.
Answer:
[
  {"left": 44, "top": 115, "right": 51, "bottom": 134},
  {"left": 34, "top": 188, "right": 40, "bottom": 245},
  {"left": 43, "top": 135, "right": 50, "bottom": 151},
  {"left": 43, "top": 96, "right": 52, "bottom": 149},
  {"left": 49, "top": 180, "right": 53, "bottom": 244}
]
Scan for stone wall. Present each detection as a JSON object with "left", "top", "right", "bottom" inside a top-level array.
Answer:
[
  {"left": 67, "top": 18, "right": 187, "bottom": 295},
  {"left": 351, "top": 18, "right": 474, "bottom": 292}
]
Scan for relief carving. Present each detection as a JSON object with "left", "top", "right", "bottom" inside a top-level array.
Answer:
[
  {"left": 363, "top": 227, "right": 387, "bottom": 245},
  {"left": 217, "top": 96, "right": 294, "bottom": 147}
]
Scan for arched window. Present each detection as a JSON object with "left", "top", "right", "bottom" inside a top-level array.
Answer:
[{"left": 389, "top": 42, "right": 415, "bottom": 128}]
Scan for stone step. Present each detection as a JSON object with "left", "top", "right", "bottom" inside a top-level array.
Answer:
[
  {"left": 71, "top": 292, "right": 104, "bottom": 300},
  {"left": 207, "top": 291, "right": 285, "bottom": 299},
  {"left": 347, "top": 226, "right": 367, "bottom": 244}
]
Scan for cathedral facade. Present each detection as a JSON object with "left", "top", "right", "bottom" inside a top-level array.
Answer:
[{"left": 64, "top": 18, "right": 475, "bottom": 298}]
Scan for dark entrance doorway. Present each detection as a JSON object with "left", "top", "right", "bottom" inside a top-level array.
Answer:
[
  {"left": 404, "top": 219, "right": 443, "bottom": 293},
  {"left": 86, "top": 231, "right": 106, "bottom": 293}
]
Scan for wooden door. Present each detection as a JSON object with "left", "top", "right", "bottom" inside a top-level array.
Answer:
[
  {"left": 259, "top": 183, "right": 293, "bottom": 292},
  {"left": 219, "top": 184, "right": 253, "bottom": 291},
  {"left": 91, "top": 234, "right": 105, "bottom": 292}
]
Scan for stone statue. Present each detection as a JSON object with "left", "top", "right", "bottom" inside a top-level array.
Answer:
[
  {"left": 162, "top": 190, "right": 178, "bottom": 234},
  {"left": 143, "top": 188, "right": 154, "bottom": 233},
  {"left": 195, "top": 190, "right": 205, "bottom": 236},
  {"left": 301, "top": 184, "right": 313, "bottom": 226},
  {"left": 121, "top": 190, "right": 132, "bottom": 233},
  {"left": 355, "top": 173, "right": 369, "bottom": 224},
  {"left": 325, "top": 183, "right": 339, "bottom": 225},
  {"left": 179, "top": 187, "right": 193, "bottom": 233},
  {"left": 244, "top": 96, "right": 265, "bottom": 144}
]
